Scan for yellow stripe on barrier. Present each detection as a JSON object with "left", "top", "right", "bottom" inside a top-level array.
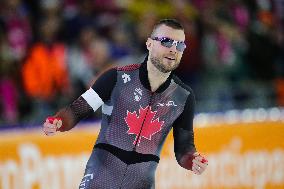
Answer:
[
  {"left": 157, "top": 121, "right": 284, "bottom": 189},
  {"left": 0, "top": 121, "right": 284, "bottom": 189}
]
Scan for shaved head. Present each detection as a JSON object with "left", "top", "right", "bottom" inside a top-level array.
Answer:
[{"left": 151, "top": 19, "right": 184, "bottom": 38}]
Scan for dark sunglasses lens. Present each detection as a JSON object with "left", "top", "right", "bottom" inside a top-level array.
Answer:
[
  {"left": 160, "top": 38, "right": 174, "bottom": 48},
  {"left": 176, "top": 42, "right": 186, "bottom": 52}
]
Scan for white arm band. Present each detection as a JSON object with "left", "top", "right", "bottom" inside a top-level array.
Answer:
[{"left": 81, "top": 88, "right": 104, "bottom": 112}]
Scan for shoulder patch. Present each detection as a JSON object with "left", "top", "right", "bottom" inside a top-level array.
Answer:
[{"left": 117, "top": 64, "right": 141, "bottom": 71}]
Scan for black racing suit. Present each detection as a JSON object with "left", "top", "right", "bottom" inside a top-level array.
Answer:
[{"left": 56, "top": 60, "right": 197, "bottom": 189}]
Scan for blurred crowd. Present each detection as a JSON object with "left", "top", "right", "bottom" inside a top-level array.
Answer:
[{"left": 0, "top": 0, "right": 283, "bottom": 126}]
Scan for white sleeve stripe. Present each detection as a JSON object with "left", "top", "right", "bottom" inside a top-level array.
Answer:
[{"left": 81, "top": 88, "right": 104, "bottom": 112}]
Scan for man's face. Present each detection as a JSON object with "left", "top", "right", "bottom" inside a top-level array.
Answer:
[{"left": 147, "top": 24, "right": 185, "bottom": 73}]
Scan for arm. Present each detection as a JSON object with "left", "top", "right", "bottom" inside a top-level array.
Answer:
[
  {"left": 43, "top": 68, "right": 117, "bottom": 133},
  {"left": 172, "top": 91, "right": 208, "bottom": 174},
  {"left": 173, "top": 92, "right": 196, "bottom": 168}
]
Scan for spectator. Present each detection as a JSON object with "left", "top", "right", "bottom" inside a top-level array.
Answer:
[
  {"left": 67, "top": 26, "right": 97, "bottom": 97},
  {"left": 21, "top": 16, "right": 70, "bottom": 121},
  {"left": 0, "top": 0, "right": 31, "bottom": 61}
]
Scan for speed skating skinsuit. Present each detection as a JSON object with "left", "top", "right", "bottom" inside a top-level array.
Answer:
[{"left": 55, "top": 58, "right": 197, "bottom": 189}]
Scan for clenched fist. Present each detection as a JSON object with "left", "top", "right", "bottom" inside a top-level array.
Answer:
[
  {"left": 192, "top": 153, "right": 208, "bottom": 175},
  {"left": 43, "top": 117, "right": 62, "bottom": 136}
]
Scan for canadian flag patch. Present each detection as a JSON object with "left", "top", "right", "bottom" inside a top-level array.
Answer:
[{"left": 124, "top": 106, "right": 164, "bottom": 146}]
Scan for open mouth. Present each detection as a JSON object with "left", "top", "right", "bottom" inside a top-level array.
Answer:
[{"left": 165, "top": 57, "right": 175, "bottom": 61}]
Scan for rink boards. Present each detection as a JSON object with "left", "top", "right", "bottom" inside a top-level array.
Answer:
[{"left": 0, "top": 119, "right": 284, "bottom": 189}]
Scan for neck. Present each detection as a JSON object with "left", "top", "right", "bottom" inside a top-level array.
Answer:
[{"left": 146, "top": 59, "right": 171, "bottom": 92}]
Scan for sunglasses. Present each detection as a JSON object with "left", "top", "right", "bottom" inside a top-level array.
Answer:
[{"left": 151, "top": 37, "right": 186, "bottom": 52}]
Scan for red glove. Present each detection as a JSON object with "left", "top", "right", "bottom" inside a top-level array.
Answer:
[{"left": 43, "top": 116, "right": 63, "bottom": 136}]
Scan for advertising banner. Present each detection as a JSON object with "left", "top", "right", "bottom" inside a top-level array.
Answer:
[
  {"left": 1, "top": 120, "right": 284, "bottom": 189},
  {"left": 156, "top": 121, "right": 284, "bottom": 189}
]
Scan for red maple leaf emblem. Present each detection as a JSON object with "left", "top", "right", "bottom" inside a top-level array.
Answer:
[{"left": 124, "top": 106, "right": 164, "bottom": 146}]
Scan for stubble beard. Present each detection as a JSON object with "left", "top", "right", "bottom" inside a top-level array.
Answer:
[{"left": 150, "top": 55, "right": 180, "bottom": 73}]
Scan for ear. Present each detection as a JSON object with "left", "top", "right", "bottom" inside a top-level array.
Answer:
[{"left": 146, "top": 38, "right": 152, "bottom": 51}]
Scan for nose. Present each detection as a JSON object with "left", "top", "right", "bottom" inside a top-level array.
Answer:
[
  {"left": 169, "top": 47, "right": 177, "bottom": 54},
  {"left": 169, "top": 45, "right": 177, "bottom": 54}
]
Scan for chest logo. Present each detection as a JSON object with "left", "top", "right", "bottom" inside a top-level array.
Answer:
[
  {"left": 122, "top": 73, "right": 131, "bottom": 83},
  {"left": 157, "top": 101, "right": 177, "bottom": 107},
  {"left": 134, "top": 88, "right": 142, "bottom": 101},
  {"left": 124, "top": 106, "right": 164, "bottom": 146}
]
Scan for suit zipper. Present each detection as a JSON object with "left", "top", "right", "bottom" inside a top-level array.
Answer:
[
  {"left": 119, "top": 92, "right": 154, "bottom": 189},
  {"left": 133, "top": 92, "right": 154, "bottom": 150}
]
